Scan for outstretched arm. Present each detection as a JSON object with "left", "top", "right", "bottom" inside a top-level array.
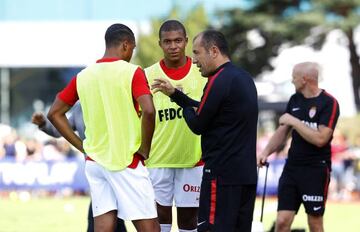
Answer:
[
  {"left": 151, "top": 78, "right": 199, "bottom": 108},
  {"left": 170, "top": 89, "right": 200, "bottom": 108},
  {"left": 257, "top": 125, "right": 291, "bottom": 167},
  {"left": 180, "top": 76, "right": 225, "bottom": 135},
  {"left": 152, "top": 77, "right": 221, "bottom": 135}
]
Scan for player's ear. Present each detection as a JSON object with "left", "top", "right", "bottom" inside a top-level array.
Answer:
[
  {"left": 210, "top": 45, "right": 218, "bottom": 59},
  {"left": 122, "top": 40, "right": 128, "bottom": 51},
  {"left": 302, "top": 75, "right": 308, "bottom": 83}
]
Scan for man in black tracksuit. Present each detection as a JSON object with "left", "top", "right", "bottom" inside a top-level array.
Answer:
[
  {"left": 152, "top": 30, "right": 258, "bottom": 232},
  {"left": 258, "top": 62, "right": 340, "bottom": 232}
]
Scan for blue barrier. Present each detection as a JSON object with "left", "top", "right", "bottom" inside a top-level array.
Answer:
[
  {"left": 0, "top": 157, "right": 89, "bottom": 191},
  {"left": 0, "top": 157, "right": 285, "bottom": 195}
]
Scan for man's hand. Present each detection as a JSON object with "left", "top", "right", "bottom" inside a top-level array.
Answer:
[
  {"left": 257, "top": 152, "right": 268, "bottom": 167},
  {"left": 151, "top": 78, "right": 175, "bottom": 96},
  {"left": 279, "top": 113, "right": 297, "bottom": 127},
  {"left": 31, "top": 112, "right": 46, "bottom": 127}
]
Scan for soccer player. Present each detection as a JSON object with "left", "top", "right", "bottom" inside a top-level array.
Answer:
[
  {"left": 152, "top": 30, "right": 258, "bottom": 232},
  {"left": 47, "top": 23, "right": 160, "bottom": 232},
  {"left": 257, "top": 62, "right": 340, "bottom": 232},
  {"left": 31, "top": 102, "right": 127, "bottom": 232},
  {"left": 145, "top": 20, "right": 206, "bottom": 232}
]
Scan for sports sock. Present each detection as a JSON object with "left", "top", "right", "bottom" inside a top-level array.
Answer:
[
  {"left": 178, "top": 229, "right": 197, "bottom": 232},
  {"left": 160, "top": 224, "right": 172, "bottom": 232}
]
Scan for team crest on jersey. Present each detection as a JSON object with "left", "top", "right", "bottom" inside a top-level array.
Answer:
[{"left": 309, "top": 106, "right": 317, "bottom": 118}]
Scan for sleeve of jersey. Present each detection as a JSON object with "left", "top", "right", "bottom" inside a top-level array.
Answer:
[
  {"left": 170, "top": 89, "right": 200, "bottom": 108},
  {"left": 57, "top": 77, "right": 79, "bottom": 106},
  {"left": 285, "top": 95, "right": 294, "bottom": 114},
  {"left": 319, "top": 97, "right": 340, "bottom": 129},
  {"left": 132, "top": 67, "right": 151, "bottom": 99},
  {"left": 182, "top": 77, "right": 226, "bottom": 135}
]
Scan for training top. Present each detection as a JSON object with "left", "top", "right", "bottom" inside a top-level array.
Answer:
[
  {"left": 170, "top": 62, "right": 258, "bottom": 185},
  {"left": 286, "top": 90, "right": 340, "bottom": 164},
  {"left": 145, "top": 57, "right": 206, "bottom": 168},
  {"left": 58, "top": 58, "right": 151, "bottom": 171}
]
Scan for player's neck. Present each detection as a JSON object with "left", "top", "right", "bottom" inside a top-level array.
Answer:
[
  {"left": 302, "top": 87, "right": 321, "bottom": 98},
  {"left": 163, "top": 56, "right": 187, "bottom": 69},
  {"left": 214, "top": 57, "right": 230, "bottom": 70},
  {"left": 103, "top": 50, "right": 125, "bottom": 61}
]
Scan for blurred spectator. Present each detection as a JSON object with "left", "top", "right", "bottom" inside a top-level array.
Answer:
[
  {"left": 0, "top": 123, "right": 86, "bottom": 199},
  {"left": 14, "top": 138, "right": 27, "bottom": 161},
  {"left": 349, "top": 134, "right": 360, "bottom": 199},
  {"left": 25, "top": 138, "right": 43, "bottom": 161},
  {"left": 330, "top": 129, "right": 357, "bottom": 200},
  {"left": 57, "top": 139, "right": 77, "bottom": 158},
  {"left": 0, "top": 124, "right": 14, "bottom": 159},
  {"left": 0, "top": 144, "right": 4, "bottom": 159},
  {"left": 42, "top": 139, "right": 67, "bottom": 161},
  {"left": 3, "top": 130, "right": 17, "bottom": 158}
]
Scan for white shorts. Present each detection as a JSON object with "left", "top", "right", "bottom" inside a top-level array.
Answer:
[
  {"left": 148, "top": 166, "right": 203, "bottom": 207},
  {"left": 85, "top": 161, "right": 157, "bottom": 220}
]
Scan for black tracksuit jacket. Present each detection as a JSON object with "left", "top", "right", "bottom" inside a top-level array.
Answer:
[{"left": 170, "top": 62, "right": 258, "bottom": 185}]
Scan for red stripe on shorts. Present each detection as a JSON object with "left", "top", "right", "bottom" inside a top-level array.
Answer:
[{"left": 209, "top": 179, "right": 217, "bottom": 224}]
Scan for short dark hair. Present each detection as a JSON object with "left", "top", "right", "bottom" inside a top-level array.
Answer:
[
  {"left": 105, "top": 23, "right": 135, "bottom": 48},
  {"left": 159, "top": 20, "right": 186, "bottom": 39},
  {"left": 197, "top": 30, "right": 230, "bottom": 57}
]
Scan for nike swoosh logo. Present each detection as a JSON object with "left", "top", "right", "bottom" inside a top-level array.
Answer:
[
  {"left": 197, "top": 221, "right": 206, "bottom": 226},
  {"left": 313, "top": 206, "right": 322, "bottom": 211}
]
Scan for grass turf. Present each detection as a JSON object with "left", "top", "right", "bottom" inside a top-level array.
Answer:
[{"left": 0, "top": 195, "right": 359, "bottom": 231}]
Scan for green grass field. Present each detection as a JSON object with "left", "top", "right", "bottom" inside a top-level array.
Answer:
[{"left": 0, "top": 195, "right": 359, "bottom": 232}]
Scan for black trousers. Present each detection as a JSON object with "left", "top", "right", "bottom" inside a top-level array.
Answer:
[
  {"left": 197, "top": 177, "right": 256, "bottom": 232},
  {"left": 87, "top": 202, "right": 127, "bottom": 232}
]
